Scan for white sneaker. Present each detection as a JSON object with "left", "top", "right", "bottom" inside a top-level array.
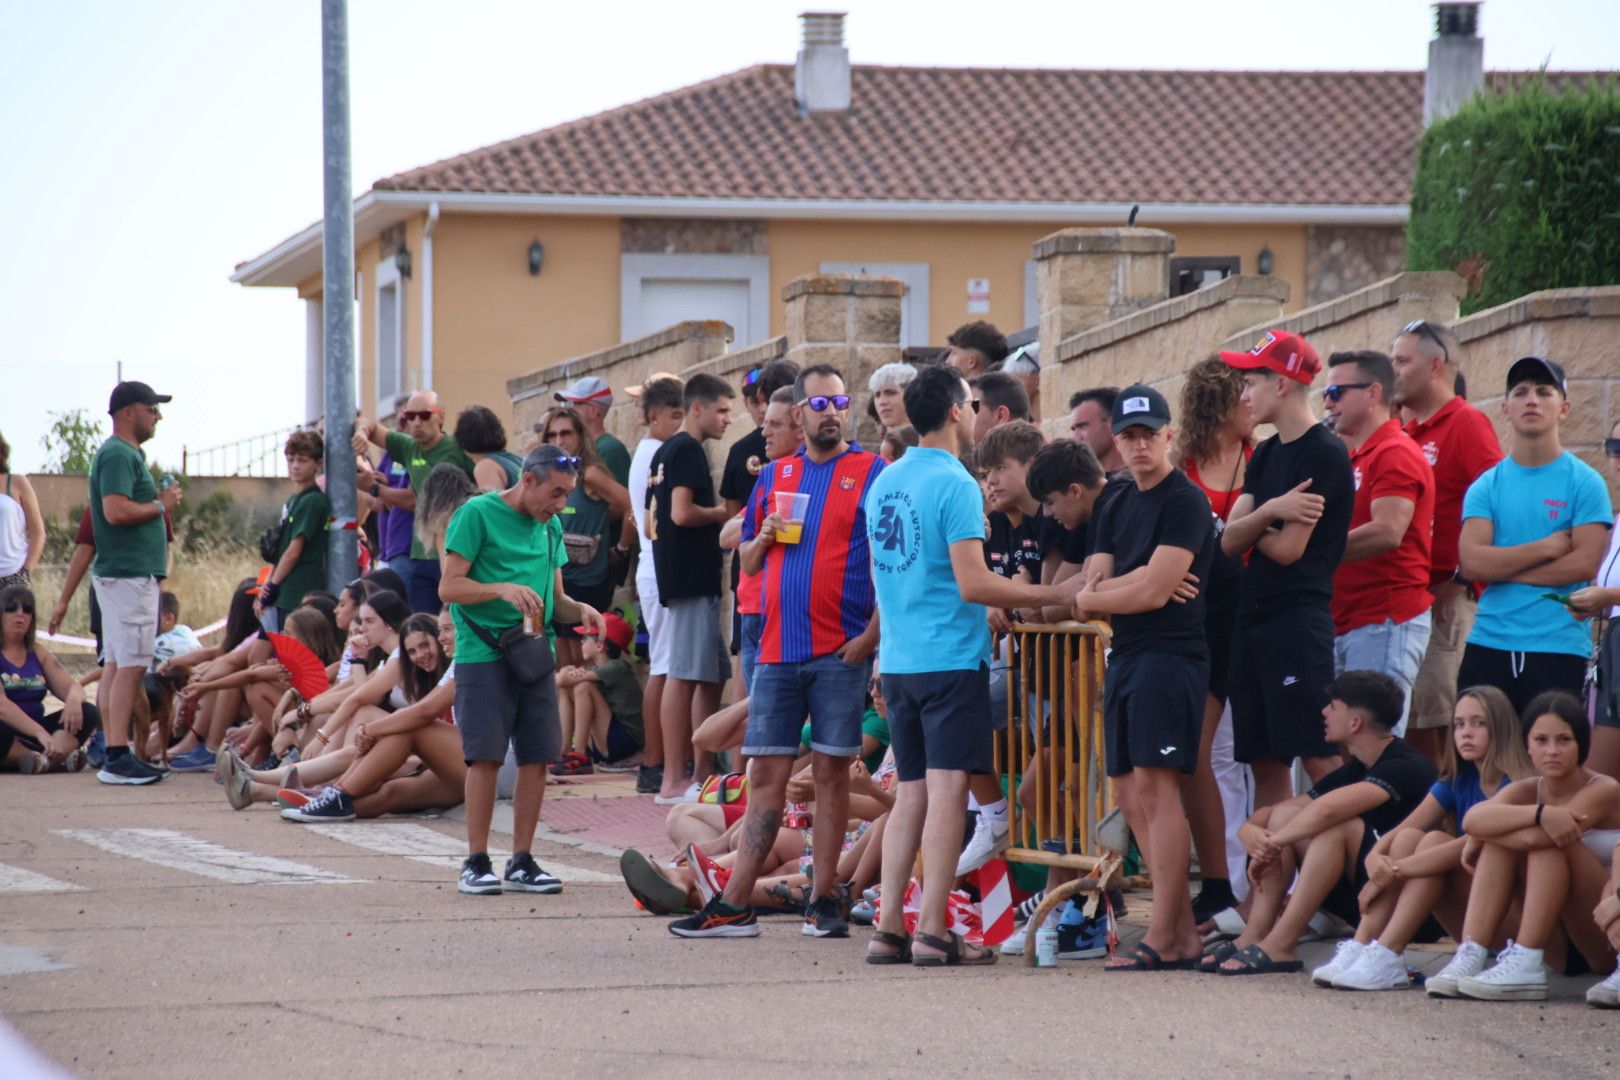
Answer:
[
  {"left": 1000, "top": 909, "right": 1058, "bottom": 956},
  {"left": 1332, "top": 941, "right": 1410, "bottom": 991},
  {"left": 1310, "top": 939, "right": 1367, "bottom": 987},
  {"left": 1456, "top": 940, "right": 1548, "bottom": 1001},
  {"left": 1586, "top": 967, "right": 1620, "bottom": 1008},
  {"left": 955, "top": 815, "right": 1011, "bottom": 875},
  {"left": 1426, "top": 939, "right": 1489, "bottom": 998}
]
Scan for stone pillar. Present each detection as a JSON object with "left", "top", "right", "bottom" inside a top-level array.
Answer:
[
  {"left": 1033, "top": 227, "right": 1176, "bottom": 352},
  {"left": 782, "top": 274, "right": 905, "bottom": 446}
]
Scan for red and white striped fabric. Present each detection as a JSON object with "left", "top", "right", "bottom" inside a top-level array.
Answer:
[
  {"left": 878, "top": 879, "right": 980, "bottom": 940},
  {"left": 971, "top": 858, "right": 1016, "bottom": 946}
]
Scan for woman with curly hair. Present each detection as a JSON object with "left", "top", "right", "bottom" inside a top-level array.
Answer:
[{"left": 1176, "top": 355, "right": 1257, "bottom": 926}]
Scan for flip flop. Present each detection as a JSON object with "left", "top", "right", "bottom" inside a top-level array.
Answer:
[
  {"left": 1219, "top": 943, "right": 1304, "bottom": 976},
  {"left": 912, "top": 931, "right": 998, "bottom": 967},
  {"left": 1105, "top": 941, "right": 1198, "bottom": 972},
  {"left": 865, "top": 930, "right": 912, "bottom": 966},
  {"left": 1198, "top": 939, "right": 1239, "bottom": 974},
  {"left": 618, "top": 849, "right": 692, "bottom": 916}
]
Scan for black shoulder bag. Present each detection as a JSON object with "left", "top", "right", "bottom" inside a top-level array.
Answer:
[{"left": 458, "top": 609, "right": 555, "bottom": 686}]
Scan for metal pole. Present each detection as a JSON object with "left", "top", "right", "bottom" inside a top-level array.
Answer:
[{"left": 321, "top": 0, "right": 358, "bottom": 588}]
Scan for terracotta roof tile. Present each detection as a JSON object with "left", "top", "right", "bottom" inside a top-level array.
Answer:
[{"left": 373, "top": 66, "right": 1604, "bottom": 207}]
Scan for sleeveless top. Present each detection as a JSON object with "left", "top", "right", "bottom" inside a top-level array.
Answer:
[
  {"left": 0, "top": 475, "right": 28, "bottom": 576},
  {"left": 560, "top": 480, "right": 611, "bottom": 588},
  {"left": 490, "top": 450, "right": 523, "bottom": 488},
  {"left": 1, "top": 648, "right": 48, "bottom": 722}
]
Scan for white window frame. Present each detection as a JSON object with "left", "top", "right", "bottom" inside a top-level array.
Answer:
[
  {"left": 819, "top": 261, "right": 929, "bottom": 347},
  {"left": 619, "top": 253, "right": 770, "bottom": 346},
  {"left": 374, "top": 256, "right": 405, "bottom": 418},
  {"left": 1024, "top": 259, "right": 1039, "bottom": 332}
]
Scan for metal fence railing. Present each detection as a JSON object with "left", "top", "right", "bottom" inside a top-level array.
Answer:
[{"left": 182, "top": 427, "right": 300, "bottom": 477}]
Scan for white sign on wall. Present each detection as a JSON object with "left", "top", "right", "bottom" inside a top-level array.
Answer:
[{"left": 966, "top": 277, "right": 990, "bottom": 315}]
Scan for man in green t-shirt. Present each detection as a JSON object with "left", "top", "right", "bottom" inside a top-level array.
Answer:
[
  {"left": 438, "top": 444, "right": 609, "bottom": 897},
  {"left": 353, "top": 389, "right": 474, "bottom": 614},
  {"left": 254, "top": 429, "right": 330, "bottom": 631},
  {"left": 555, "top": 376, "right": 631, "bottom": 486},
  {"left": 89, "top": 380, "right": 182, "bottom": 787}
]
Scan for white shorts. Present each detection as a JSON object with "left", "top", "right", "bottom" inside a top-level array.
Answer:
[
  {"left": 92, "top": 575, "right": 160, "bottom": 668},
  {"left": 636, "top": 564, "right": 671, "bottom": 677}
]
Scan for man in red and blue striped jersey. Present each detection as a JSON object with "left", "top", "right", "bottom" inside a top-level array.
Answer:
[{"left": 668, "top": 364, "right": 884, "bottom": 941}]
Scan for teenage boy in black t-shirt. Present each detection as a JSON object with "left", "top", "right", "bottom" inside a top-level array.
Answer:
[
  {"left": 647, "top": 372, "right": 734, "bottom": 803},
  {"left": 1073, "top": 385, "right": 1215, "bottom": 970},
  {"left": 1219, "top": 330, "right": 1355, "bottom": 813},
  {"left": 1215, "top": 671, "right": 1436, "bottom": 974}
]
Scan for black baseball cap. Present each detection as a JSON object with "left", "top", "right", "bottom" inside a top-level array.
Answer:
[
  {"left": 108, "top": 381, "right": 173, "bottom": 415},
  {"left": 1506, "top": 356, "right": 1567, "bottom": 396},
  {"left": 1110, "top": 384, "right": 1172, "bottom": 434}
]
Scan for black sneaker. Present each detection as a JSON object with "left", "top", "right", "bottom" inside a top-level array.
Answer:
[
  {"left": 635, "top": 764, "right": 663, "bottom": 795},
  {"left": 504, "top": 852, "right": 562, "bottom": 894},
  {"left": 669, "top": 895, "right": 760, "bottom": 938},
  {"left": 459, "top": 854, "right": 502, "bottom": 895},
  {"left": 96, "top": 754, "right": 164, "bottom": 786},
  {"left": 280, "top": 787, "right": 355, "bottom": 822},
  {"left": 1191, "top": 882, "right": 1236, "bottom": 925},
  {"left": 801, "top": 893, "right": 850, "bottom": 939}
]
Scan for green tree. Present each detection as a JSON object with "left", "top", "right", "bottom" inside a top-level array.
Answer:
[
  {"left": 39, "top": 409, "right": 106, "bottom": 474},
  {"left": 1406, "top": 77, "right": 1620, "bottom": 314}
]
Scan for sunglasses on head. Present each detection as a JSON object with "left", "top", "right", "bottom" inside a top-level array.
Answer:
[
  {"left": 1402, "top": 320, "right": 1449, "bottom": 365},
  {"left": 802, "top": 394, "right": 851, "bottom": 412},
  {"left": 3, "top": 601, "right": 33, "bottom": 615},
  {"left": 542, "top": 454, "right": 583, "bottom": 472},
  {"left": 400, "top": 409, "right": 439, "bottom": 422},
  {"left": 743, "top": 367, "right": 762, "bottom": 387},
  {"left": 1322, "top": 382, "right": 1374, "bottom": 403}
]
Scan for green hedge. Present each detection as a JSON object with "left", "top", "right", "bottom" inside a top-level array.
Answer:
[{"left": 1406, "top": 77, "right": 1620, "bottom": 314}]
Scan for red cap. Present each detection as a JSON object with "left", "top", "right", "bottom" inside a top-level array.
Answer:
[
  {"left": 584, "top": 611, "right": 634, "bottom": 652},
  {"left": 1220, "top": 330, "right": 1320, "bottom": 384}
]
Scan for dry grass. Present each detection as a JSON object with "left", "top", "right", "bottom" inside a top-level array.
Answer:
[{"left": 31, "top": 545, "right": 264, "bottom": 652}]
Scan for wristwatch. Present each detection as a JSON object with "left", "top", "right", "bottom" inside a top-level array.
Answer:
[{"left": 370, "top": 482, "right": 382, "bottom": 498}]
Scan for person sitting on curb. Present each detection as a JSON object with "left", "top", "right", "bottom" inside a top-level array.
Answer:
[
  {"left": 1312, "top": 685, "right": 1532, "bottom": 990},
  {"left": 1, "top": 585, "right": 99, "bottom": 774},
  {"left": 554, "top": 612, "right": 643, "bottom": 776},
  {"left": 1211, "top": 671, "right": 1436, "bottom": 975}
]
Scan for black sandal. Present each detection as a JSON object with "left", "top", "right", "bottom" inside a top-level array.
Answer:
[
  {"left": 763, "top": 882, "right": 811, "bottom": 913},
  {"left": 1198, "top": 939, "right": 1239, "bottom": 974},
  {"left": 865, "top": 930, "right": 912, "bottom": 965},
  {"left": 911, "top": 931, "right": 997, "bottom": 967}
]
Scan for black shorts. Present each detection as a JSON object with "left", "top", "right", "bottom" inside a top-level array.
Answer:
[
  {"left": 0, "top": 704, "right": 102, "bottom": 760},
  {"left": 1228, "top": 606, "right": 1336, "bottom": 765},
  {"left": 1320, "top": 818, "right": 1375, "bottom": 929},
  {"left": 1204, "top": 597, "right": 1238, "bottom": 704},
  {"left": 454, "top": 660, "right": 561, "bottom": 766},
  {"left": 1597, "top": 623, "right": 1620, "bottom": 731},
  {"left": 552, "top": 577, "right": 616, "bottom": 640},
  {"left": 882, "top": 664, "right": 993, "bottom": 783},
  {"left": 1102, "top": 651, "right": 1207, "bottom": 778},
  {"left": 1457, "top": 643, "right": 1588, "bottom": 725}
]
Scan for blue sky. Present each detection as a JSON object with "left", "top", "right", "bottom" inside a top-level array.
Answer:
[{"left": 2, "top": 0, "right": 1615, "bottom": 472}]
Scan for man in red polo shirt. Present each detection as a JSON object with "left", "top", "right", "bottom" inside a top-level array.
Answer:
[
  {"left": 670, "top": 364, "right": 884, "bottom": 941},
  {"left": 1323, "top": 350, "right": 1435, "bottom": 736},
  {"left": 1390, "top": 321, "right": 1503, "bottom": 763}
]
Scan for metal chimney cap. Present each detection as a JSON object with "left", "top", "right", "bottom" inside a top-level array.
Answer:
[
  {"left": 799, "top": 11, "right": 846, "bottom": 46},
  {"left": 1434, "top": 2, "right": 1481, "bottom": 38}
]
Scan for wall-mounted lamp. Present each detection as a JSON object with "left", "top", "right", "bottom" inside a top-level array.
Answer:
[
  {"left": 528, "top": 239, "right": 545, "bottom": 276},
  {"left": 394, "top": 246, "right": 412, "bottom": 278},
  {"left": 1256, "top": 246, "right": 1274, "bottom": 276}
]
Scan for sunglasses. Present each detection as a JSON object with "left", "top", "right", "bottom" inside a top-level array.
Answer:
[
  {"left": 542, "top": 431, "right": 572, "bottom": 442},
  {"left": 3, "top": 601, "right": 33, "bottom": 615},
  {"left": 1322, "top": 382, "right": 1374, "bottom": 403},
  {"left": 743, "top": 367, "right": 762, "bottom": 387},
  {"left": 400, "top": 410, "right": 440, "bottom": 422},
  {"left": 1402, "top": 320, "right": 1450, "bottom": 365},
  {"left": 802, "top": 394, "right": 851, "bottom": 412},
  {"left": 1606, "top": 438, "right": 1620, "bottom": 459},
  {"left": 968, "top": 398, "right": 982, "bottom": 414},
  {"left": 543, "top": 454, "right": 583, "bottom": 472}
]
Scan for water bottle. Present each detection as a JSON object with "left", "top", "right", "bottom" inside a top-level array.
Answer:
[{"left": 159, "top": 474, "right": 178, "bottom": 490}]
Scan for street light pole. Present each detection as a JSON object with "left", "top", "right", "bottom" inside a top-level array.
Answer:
[{"left": 321, "top": 0, "right": 358, "bottom": 588}]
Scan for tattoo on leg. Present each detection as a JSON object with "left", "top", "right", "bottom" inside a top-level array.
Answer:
[{"left": 743, "top": 809, "right": 782, "bottom": 860}]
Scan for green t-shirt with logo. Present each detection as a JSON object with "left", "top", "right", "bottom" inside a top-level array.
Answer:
[
  {"left": 88, "top": 437, "right": 167, "bottom": 579},
  {"left": 443, "top": 492, "right": 566, "bottom": 665},
  {"left": 384, "top": 429, "right": 475, "bottom": 559},
  {"left": 276, "top": 485, "right": 331, "bottom": 612},
  {"left": 596, "top": 432, "right": 631, "bottom": 488}
]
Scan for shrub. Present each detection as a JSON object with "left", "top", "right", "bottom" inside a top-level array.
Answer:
[{"left": 1406, "top": 77, "right": 1620, "bottom": 314}]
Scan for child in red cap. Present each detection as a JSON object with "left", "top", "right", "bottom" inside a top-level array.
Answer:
[{"left": 555, "top": 612, "right": 644, "bottom": 774}]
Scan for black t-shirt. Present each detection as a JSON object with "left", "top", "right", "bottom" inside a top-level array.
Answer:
[
  {"left": 985, "top": 508, "right": 1046, "bottom": 581},
  {"left": 1235, "top": 424, "right": 1353, "bottom": 619},
  {"left": 720, "top": 427, "right": 768, "bottom": 590},
  {"left": 1309, "top": 738, "right": 1438, "bottom": 837},
  {"left": 648, "top": 431, "right": 722, "bottom": 602},
  {"left": 1092, "top": 469, "right": 1216, "bottom": 659},
  {"left": 1052, "top": 475, "right": 1133, "bottom": 565}
]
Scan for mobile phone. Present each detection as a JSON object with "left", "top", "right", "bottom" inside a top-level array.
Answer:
[{"left": 1542, "top": 591, "right": 1576, "bottom": 609}]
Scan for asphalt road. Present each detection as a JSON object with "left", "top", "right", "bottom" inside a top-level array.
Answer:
[{"left": 2, "top": 772, "right": 1616, "bottom": 1079}]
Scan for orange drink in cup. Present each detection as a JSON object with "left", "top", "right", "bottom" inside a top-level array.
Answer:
[{"left": 774, "top": 491, "right": 810, "bottom": 544}]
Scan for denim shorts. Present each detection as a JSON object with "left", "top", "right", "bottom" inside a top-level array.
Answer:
[
  {"left": 738, "top": 613, "right": 763, "bottom": 700},
  {"left": 1334, "top": 611, "right": 1432, "bottom": 737},
  {"left": 743, "top": 652, "right": 870, "bottom": 758}
]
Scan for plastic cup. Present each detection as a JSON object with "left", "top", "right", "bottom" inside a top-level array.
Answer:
[{"left": 774, "top": 491, "right": 810, "bottom": 544}]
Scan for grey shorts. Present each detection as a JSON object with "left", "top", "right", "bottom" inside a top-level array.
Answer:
[
  {"left": 454, "top": 659, "right": 561, "bottom": 766},
  {"left": 663, "top": 595, "right": 729, "bottom": 684}
]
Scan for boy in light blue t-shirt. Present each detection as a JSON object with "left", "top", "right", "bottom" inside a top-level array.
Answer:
[{"left": 1457, "top": 356, "right": 1612, "bottom": 718}]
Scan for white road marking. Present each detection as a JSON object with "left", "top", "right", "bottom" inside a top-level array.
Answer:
[
  {"left": 303, "top": 822, "right": 617, "bottom": 882},
  {"left": 54, "top": 828, "right": 358, "bottom": 886},
  {"left": 0, "top": 943, "right": 71, "bottom": 975},
  {"left": 0, "top": 863, "right": 84, "bottom": 895}
]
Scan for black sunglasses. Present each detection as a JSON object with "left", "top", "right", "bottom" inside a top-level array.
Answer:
[
  {"left": 802, "top": 394, "right": 851, "bottom": 412},
  {"left": 968, "top": 398, "right": 982, "bottom": 414},
  {"left": 1606, "top": 438, "right": 1620, "bottom": 459},
  {"left": 1402, "top": 320, "right": 1450, "bottom": 365},
  {"left": 3, "top": 601, "right": 33, "bottom": 615},
  {"left": 1323, "top": 382, "right": 1374, "bottom": 403}
]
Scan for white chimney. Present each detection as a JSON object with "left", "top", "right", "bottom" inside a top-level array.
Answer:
[
  {"left": 795, "top": 12, "right": 850, "bottom": 115},
  {"left": 1424, "top": 2, "right": 1485, "bottom": 125}
]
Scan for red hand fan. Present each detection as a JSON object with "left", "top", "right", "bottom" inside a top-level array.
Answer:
[{"left": 267, "top": 632, "right": 328, "bottom": 702}]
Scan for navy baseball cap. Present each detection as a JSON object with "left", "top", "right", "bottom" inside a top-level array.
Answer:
[
  {"left": 1506, "top": 356, "right": 1567, "bottom": 396},
  {"left": 108, "top": 381, "right": 172, "bottom": 415},
  {"left": 1111, "top": 384, "right": 1172, "bottom": 434}
]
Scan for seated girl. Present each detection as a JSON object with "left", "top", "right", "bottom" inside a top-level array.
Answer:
[
  {"left": 1313, "top": 685, "right": 1532, "bottom": 990},
  {"left": 1426, "top": 691, "right": 1620, "bottom": 1001},
  {"left": 1, "top": 585, "right": 99, "bottom": 773}
]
